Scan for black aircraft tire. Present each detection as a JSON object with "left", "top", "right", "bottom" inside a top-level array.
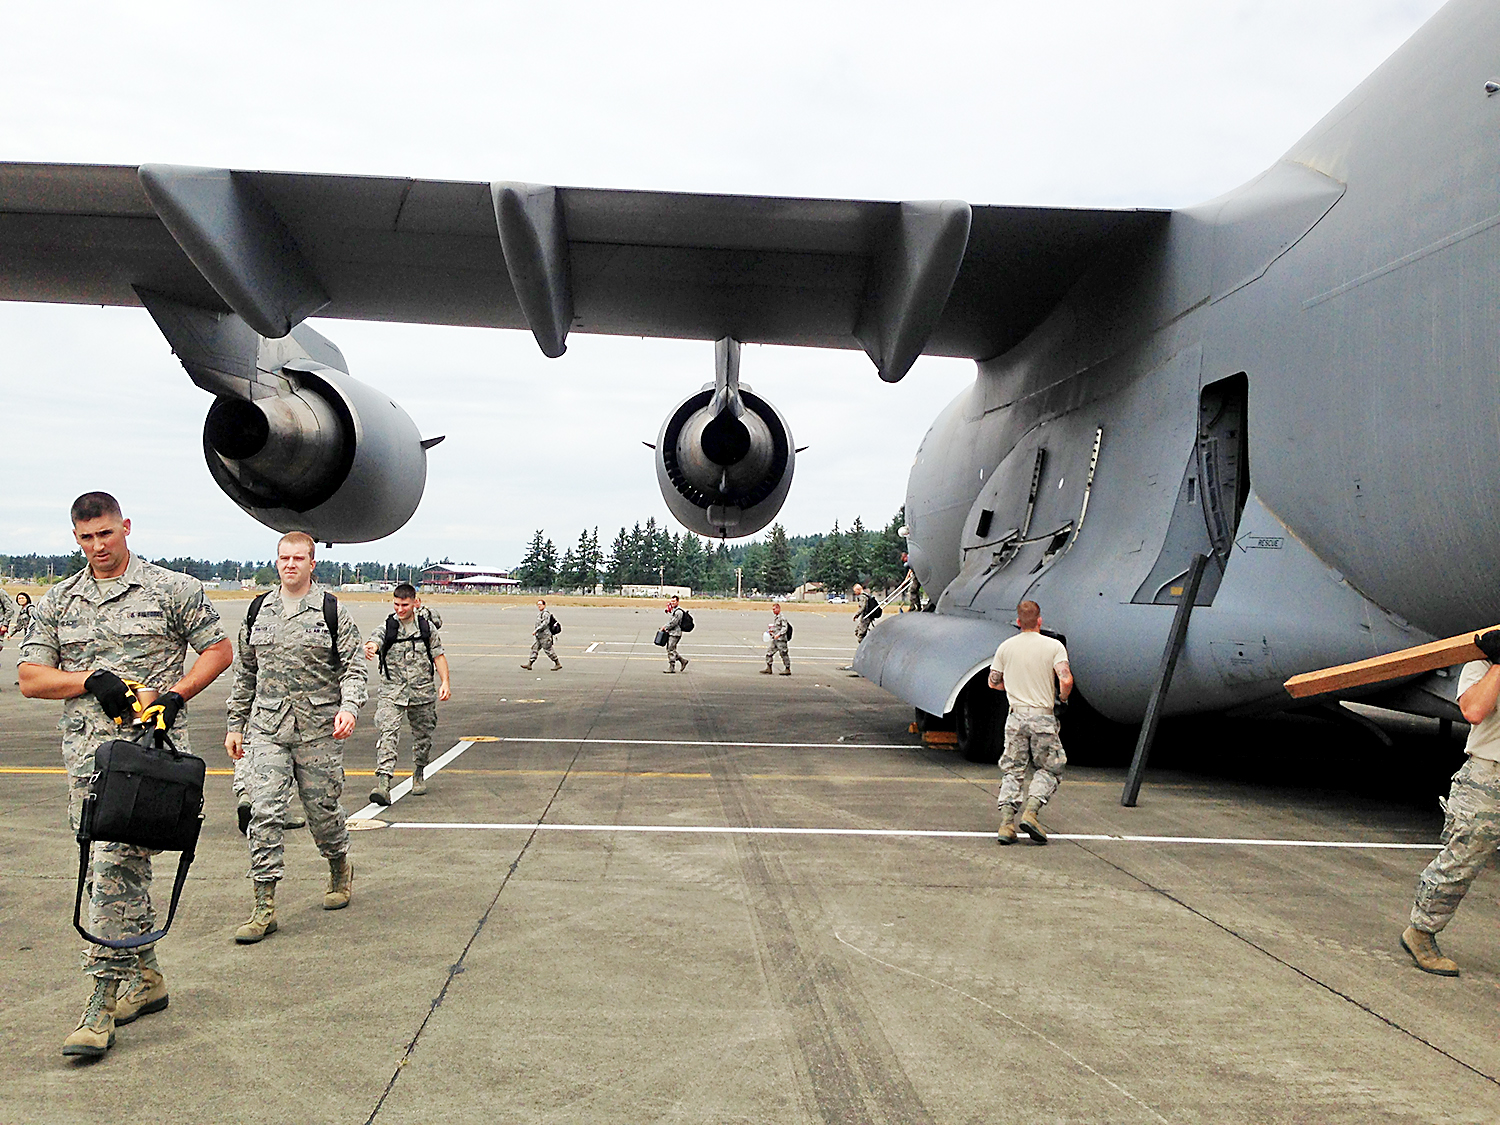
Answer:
[{"left": 955, "top": 683, "right": 1002, "bottom": 764}]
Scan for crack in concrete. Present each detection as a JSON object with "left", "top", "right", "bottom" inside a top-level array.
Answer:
[
  {"left": 1076, "top": 841, "right": 1500, "bottom": 1090},
  {"left": 362, "top": 639, "right": 634, "bottom": 1124}
]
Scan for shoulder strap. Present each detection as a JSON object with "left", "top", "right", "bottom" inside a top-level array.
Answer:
[
  {"left": 246, "top": 591, "right": 269, "bottom": 631},
  {"left": 418, "top": 613, "right": 434, "bottom": 665},
  {"left": 378, "top": 614, "right": 399, "bottom": 677},
  {"left": 323, "top": 592, "right": 341, "bottom": 670}
]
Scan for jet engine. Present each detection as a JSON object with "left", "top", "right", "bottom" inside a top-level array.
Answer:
[
  {"left": 203, "top": 361, "right": 437, "bottom": 544},
  {"left": 654, "top": 338, "right": 796, "bottom": 538}
]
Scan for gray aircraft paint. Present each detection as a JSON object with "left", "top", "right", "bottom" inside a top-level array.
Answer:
[{"left": 862, "top": 0, "right": 1495, "bottom": 722}]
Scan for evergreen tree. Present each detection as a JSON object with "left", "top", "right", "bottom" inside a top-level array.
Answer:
[
  {"left": 870, "top": 508, "right": 907, "bottom": 588},
  {"left": 676, "top": 533, "right": 707, "bottom": 590},
  {"left": 761, "top": 523, "right": 794, "bottom": 594},
  {"left": 516, "top": 529, "right": 548, "bottom": 587},
  {"left": 708, "top": 541, "right": 735, "bottom": 592},
  {"left": 812, "top": 521, "right": 847, "bottom": 590},
  {"left": 540, "top": 538, "right": 559, "bottom": 587},
  {"left": 605, "top": 527, "right": 630, "bottom": 588},
  {"left": 845, "top": 517, "right": 870, "bottom": 586}
]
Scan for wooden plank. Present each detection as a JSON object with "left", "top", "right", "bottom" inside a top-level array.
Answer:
[{"left": 1283, "top": 627, "right": 1499, "bottom": 699}]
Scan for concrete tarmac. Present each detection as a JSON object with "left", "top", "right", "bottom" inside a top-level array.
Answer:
[{"left": 1, "top": 600, "right": 1497, "bottom": 1123}]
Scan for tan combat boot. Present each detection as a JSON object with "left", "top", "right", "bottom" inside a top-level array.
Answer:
[
  {"left": 325, "top": 855, "right": 354, "bottom": 910},
  {"left": 760, "top": 665, "right": 774, "bottom": 675},
  {"left": 411, "top": 763, "right": 428, "bottom": 796},
  {"left": 1019, "top": 798, "right": 1048, "bottom": 844},
  {"left": 114, "top": 965, "right": 168, "bottom": 1025},
  {"left": 370, "top": 774, "right": 392, "bottom": 806},
  {"left": 234, "top": 880, "right": 279, "bottom": 943},
  {"left": 997, "top": 806, "right": 1018, "bottom": 846},
  {"left": 1401, "top": 926, "right": 1460, "bottom": 976},
  {"left": 62, "top": 977, "right": 118, "bottom": 1057}
]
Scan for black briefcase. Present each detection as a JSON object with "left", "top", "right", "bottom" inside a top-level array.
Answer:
[
  {"left": 653, "top": 628, "right": 668, "bottom": 646},
  {"left": 73, "top": 727, "right": 204, "bottom": 949}
]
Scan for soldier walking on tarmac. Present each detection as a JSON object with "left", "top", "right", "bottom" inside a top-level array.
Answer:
[
  {"left": 989, "top": 600, "right": 1073, "bottom": 845},
  {"left": 762, "top": 602, "right": 791, "bottom": 675},
  {"left": 225, "top": 532, "right": 366, "bottom": 944},
  {"left": 663, "top": 595, "right": 689, "bottom": 673},
  {"left": 521, "top": 598, "right": 562, "bottom": 670},
  {"left": 1401, "top": 629, "right": 1500, "bottom": 976},
  {"left": 365, "top": 583, "right": 450, "bottom": 804},
  {"left": 852, "top": 583, "right": 882, "bottom": 645},
  {"left": 20, "top": 491, "right": 233, "bottom": 1057}
]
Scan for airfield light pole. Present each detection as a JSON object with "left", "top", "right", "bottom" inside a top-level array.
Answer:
[{"left": 735, "top": 567, "right": 743, "bottom": 600}]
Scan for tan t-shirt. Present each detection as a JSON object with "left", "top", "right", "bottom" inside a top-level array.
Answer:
[
  {"left": 1457, "top": 660, "right": 1500, "bottom": 762},
  {"left": 990, "top": 631, "right": 1069, "bottom": 711}
]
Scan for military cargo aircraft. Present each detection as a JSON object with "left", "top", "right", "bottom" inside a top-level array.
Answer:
[{"left": 0, "top": 0, "right": 1489, "bottom": 749}]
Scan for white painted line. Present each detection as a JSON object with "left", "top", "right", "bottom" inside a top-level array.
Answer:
[
  {"left": 594, "top": 641, "right": 853, "bottom": 652},
  {"left": 585, "top": 642, "right": 600, "bottom": 653},
  {"left": 348, "top": 739, "right": 475, "bottom": 820},
  {"left": 377, "top": 821, "right": 1440, "bottom": 849},
  {"left": 493, "top": 736, "right": 916, "bottom": 749}
]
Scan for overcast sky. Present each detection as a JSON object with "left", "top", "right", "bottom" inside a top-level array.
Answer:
[{"left": 0, "top": 0, "right": 1446, "bottom": 568}]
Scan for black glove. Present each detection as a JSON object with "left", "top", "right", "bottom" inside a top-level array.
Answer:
[
  {"left": 1054, "top": 698, "right": 1070, "bottom": 718},
  {"left": 84, "top": 670, "right": 136, "bottom": 722},
  {"left": 1477, "top": 631, "right": 1500, "bottom": 663},
  {"left": 142, "top": 690, "right": 185, "bottom": 731}
]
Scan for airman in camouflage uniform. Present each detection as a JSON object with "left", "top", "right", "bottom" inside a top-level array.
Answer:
[
  {"left": 663, "top": 596, "right": 689, "bottom": 673},
  {"left": 225, "top": 532, "right": 366, "bottom": 944},
  {"left": 762, "top": 602, "right": 791, "bottom": 675},
  {"left": 521, "top": 599, "right": 562, "bottom": 670},
  {"left": 1402, "top": 636, "right": 1500, "bottom": 976},
  {"left": 988, "top": 601, "right": 1073, "bottom": 845},
  {"left": 20, "top": 492, "right": 233, "bottom": 1058},
  {"left": 365, "top": 585, "right": 450, "bottom": 804},
  {"left": 0, "top": 586, "right": 16, "bottom": 681}
]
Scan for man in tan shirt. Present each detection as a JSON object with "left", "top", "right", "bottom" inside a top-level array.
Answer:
[
  {"left": 1401, "top": 629, "right": 1500, "bottom": 975},
  {"left": 988, "top": 600, "right": 1073, "bottom": 845}
]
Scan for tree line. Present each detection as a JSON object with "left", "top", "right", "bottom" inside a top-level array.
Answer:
[{"left": 511, "top": 510, "right": 907, "bottom": 594}]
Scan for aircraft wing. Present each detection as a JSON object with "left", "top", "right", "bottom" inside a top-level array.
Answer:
[{"left": 0, "top": 161, "right": 1164, "bottom": 379}]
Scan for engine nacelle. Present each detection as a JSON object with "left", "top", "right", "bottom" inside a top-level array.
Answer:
[
  {"left": 655, "top": 382, "right": 795, "bottom": 539},
  {"left": 203, "top": 360, "right": 432, "bottom": 543}
]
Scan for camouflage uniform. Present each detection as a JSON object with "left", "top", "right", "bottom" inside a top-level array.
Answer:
[
  {"left": 1410, "top": 756, "right": 1500, "bottom": 933},
  {"left": 20, "top": 555, "right": 225, "bottom": 980},
  {"left": 664, "top": 606, "right": 687, "bottom": 671},
  {"left": 528, "top": 608, "right": 560, "bottom": 667},
  {"left": 997, "top": 707, "right": 1067, "bottom": 812},
  {"left": 853, "top": 594, "right": 880, "bottom": 644},
  {"left": 765, "top": 614, "right": 791, "bottom": 672},
  {"left": 374, "top": 607, "right": 444, "bottom": 778},
  {"left": 0, "top": 587, "right": 15, "bottom": 655},
  {"left": 226, "top": 585, "right": 366, "bottom": 882}
]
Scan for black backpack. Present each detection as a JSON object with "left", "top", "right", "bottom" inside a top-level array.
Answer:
[
  {"left": 246, "top": 590, "right": 343, "bottom": 669},
  {"left": 785, "top": 621, "right": 793, "bottom": 640},
  {"left": 550, "top": 616, "right": 562, "bottom": 635},
  {"left": 74, "top": 727, "right": 203, "bottom": 949},
  {"left": 680, "top": 609, "right": 695, "bottom": 632},
  {"left": 379, "top": 612, "right": 434, "bottom": 677}
]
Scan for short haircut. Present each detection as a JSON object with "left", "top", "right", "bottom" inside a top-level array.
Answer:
[
  {"left": 1016, "top": 600, "right": 1041, "bottom": 627},
  {"left": 278, "top": 531, "right": 316, "bottom": 558},
  {"left": 393, "top": 583, "right": 417, "bottom": 599},
  {"left": 70, "top": 491, "right": 121, "bottom": 525}
]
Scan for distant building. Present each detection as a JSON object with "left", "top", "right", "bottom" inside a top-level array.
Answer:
[
  {"left": 422, "top": 564, "right": 519, "bottom": 589},
  {"left": 620, "top": 583, "right": 692, "bottom": 599},
  {"left": 792, "top": 581, "right": 826, "bottom": 602},
  {"left": 448, "top": 574, "right": 522, "bottom": 590}
]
